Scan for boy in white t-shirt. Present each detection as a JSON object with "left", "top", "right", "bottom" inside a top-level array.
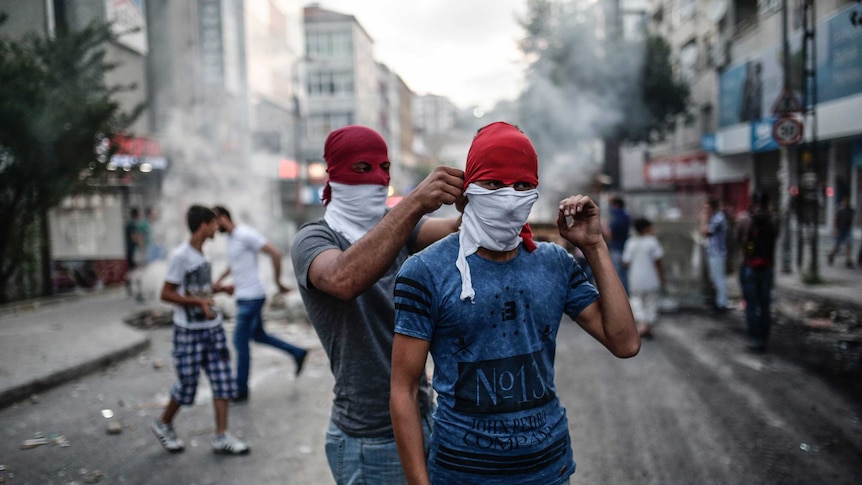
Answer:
[
  {"left": 622, "top": 218, "right": 666, "bottom": 338},
  {"left": 151, "top": 205, "right": 249, "bottom": 455}
]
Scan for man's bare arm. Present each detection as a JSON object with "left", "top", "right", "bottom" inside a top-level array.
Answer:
[
  {"left": 309, "top": 166, "right": 463, "bottom": 300},
  {"left": 261, "top": 242, "right": 290, "bottom": 293}
]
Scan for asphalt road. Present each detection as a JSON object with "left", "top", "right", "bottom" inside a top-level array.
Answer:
[{"left": 1, "top": 308, "right": 861, "bottom": 484}]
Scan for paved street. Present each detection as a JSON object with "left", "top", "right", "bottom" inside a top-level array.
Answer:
[{"left": 1, "top": 303, "right": 861, "bottom": 484}]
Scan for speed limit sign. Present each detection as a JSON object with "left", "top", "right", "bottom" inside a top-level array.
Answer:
[{"left": 773, "top": 116, "right": 804, "bottom": 146}]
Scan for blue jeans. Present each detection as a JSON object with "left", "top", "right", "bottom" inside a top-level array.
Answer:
[
  {"left": 708, "top": 253, "right": 727, "bottom": 309},
  {"left": 325, "top": 413, "right": 433, "bottom": 485},
  {"left": 610, "top": 248, "right": 628, "bottom": 293},
  {"left": 739, "top": 265, "right": 773, "bottom": 348},
  {"left": 233, "top": 298, "right": 305, "bottom": 397}
]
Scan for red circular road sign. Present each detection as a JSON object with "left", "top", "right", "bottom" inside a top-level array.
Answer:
[{"left": 773, "top": 117, "right": 804, "bottom": 146}]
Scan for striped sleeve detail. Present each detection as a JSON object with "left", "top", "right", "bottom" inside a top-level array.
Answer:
[{"left": 395, "top": 276, "right": 432, "bottom": 319}]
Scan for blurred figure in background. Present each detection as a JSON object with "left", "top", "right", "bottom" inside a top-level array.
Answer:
[
  {"left": 607, "top": 196, "right": 631, "bottom": 292},
  {"left": 735, "top": 190, "right": 779, "bottom": 353},
  {"left": 623, "top": 217, "right": 666, "bottom": 338},
  {"left": 827, "top": 196, "right": 855, "bottom": 268},
  {"left": 124, "top": 207, "right": 141, "bottom": 297},
  {"left": 213, "top": 205, "right": 307, "bottom": 403},
  {"left": 701, "top": 198, "right": 729, "bottom": 312},
  {"left": 152, "top": 205, "right": 248, "bottom": 455}
]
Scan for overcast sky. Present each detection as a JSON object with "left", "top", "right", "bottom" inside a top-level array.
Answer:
[{"left": 314, "top": 0, "right": 529, "bottom": 110}]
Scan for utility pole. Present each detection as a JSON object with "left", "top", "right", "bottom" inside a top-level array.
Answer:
[
  {"left": 800, "top": 0, "right": 821, "bottom": 283},
  {"left": 779, "top": 0, "right": 793, "bottom": 274}
]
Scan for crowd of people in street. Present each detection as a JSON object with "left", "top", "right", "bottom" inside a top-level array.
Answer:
[{"left": 137, "top": 121, "right": 859, "bottom": 483}]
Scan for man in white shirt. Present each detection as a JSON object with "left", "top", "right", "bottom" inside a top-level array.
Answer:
[{"left": 214, "top": 206, "right": 307, "bottom": 403}]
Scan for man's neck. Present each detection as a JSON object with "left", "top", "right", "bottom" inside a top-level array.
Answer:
[
  {"left": 189, "top": 233, "right": 207, "bottom": 252},
  {"left": 477, "top": 246, "right": 519, "bottom": 262}
]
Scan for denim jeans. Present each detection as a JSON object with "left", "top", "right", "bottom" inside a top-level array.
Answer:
[
  {"left": 324, "top": 413, "right": 433, "bottom": 485},
  {"left": 708, "top": 254, "right": 728, "bottom": 309},
  {"left": 233, "top": 298, "right": 305, "bottom": 397},
  {"left": 610, "top": 248, "right": 628, "bottom": 294},
  {"left": 739, "top": 265, "right": 773, "bottom": 348}
]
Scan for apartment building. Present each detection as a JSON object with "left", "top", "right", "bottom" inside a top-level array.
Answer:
[
  {"left": 641, "top": 0, "right": 862, "bottom": 227},
  {"left": 301, "top": 4, "right": 416, "bottom": 212}
]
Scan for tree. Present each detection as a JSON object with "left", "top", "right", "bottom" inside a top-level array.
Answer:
[
  {"left": 0, "top": 13, "right": 141, "bottom": 302},
  {"left": 515, "top": 0, "right": 688, "bottom": 190}
]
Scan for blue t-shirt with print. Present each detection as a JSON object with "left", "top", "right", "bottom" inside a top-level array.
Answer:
[{"left": 394, "top": 234, "right": 599, "bottom": 485}]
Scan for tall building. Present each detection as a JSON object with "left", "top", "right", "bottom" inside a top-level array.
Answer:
[
  {"left": 300, "top": 4, "right": 416, "bottom": 214},
  {"left": 146, "top": 0, "right": 282, "bottom": 235},
  {"left": 244, "top": 0, "right": 306, "bottom": 223}
]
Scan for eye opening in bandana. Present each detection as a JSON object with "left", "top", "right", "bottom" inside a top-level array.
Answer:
[{"left": 473, "top": 179, "right": 537, "bottom": 191}]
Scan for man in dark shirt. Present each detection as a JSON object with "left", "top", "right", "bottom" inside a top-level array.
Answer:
[
  {"left": 608, "top": 197, "right": 631, "bottom": 292},
  {"left": 828, "top": 196, "right": 855, "bottom": 268}
]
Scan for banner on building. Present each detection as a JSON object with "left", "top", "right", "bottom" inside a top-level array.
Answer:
[
  {"left": 718, "top": 3, "right": 862, "bottom": 128},
  {"left": 644, "top": 152, "right": 708, "bottom": 185},
  {"left": 105, "top": 0, "right": 148, "bottom": 54}
]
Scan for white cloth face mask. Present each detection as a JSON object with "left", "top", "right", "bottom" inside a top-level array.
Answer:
[
  {"left": 457, "top": 184, "right": 538, "bottom": 301},
  {"left": 324, "top": 182, "right": 388, "bottom": 244}
]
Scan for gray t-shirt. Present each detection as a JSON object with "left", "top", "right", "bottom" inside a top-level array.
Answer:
[{"left": 291, "top": 219, "right": 432, "bottom": 438}]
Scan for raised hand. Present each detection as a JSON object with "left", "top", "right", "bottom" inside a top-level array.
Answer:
[
  {"left": 406, "top": 166, "right": 465, "bottom": 214},
  {"left": 557, "top": 195, "right": 605, "bottom": 250}
]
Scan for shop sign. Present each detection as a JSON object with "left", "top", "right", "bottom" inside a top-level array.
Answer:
[
  {"left": 109, "top": 135, "right": 167, "bottom": 170},
  {"left": 751, "top": 117, "right": 780, "bottom": 152},
  {"left": 644, "top": 152, "right": 708, "bottom": 185}
]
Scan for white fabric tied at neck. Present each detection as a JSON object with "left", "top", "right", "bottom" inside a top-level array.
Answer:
[
  {"left": 324, "top": 182, "right": 388, "bottom": 244},
  {"left": 456, "top": 184, "right": 539, "bottom": 302}
]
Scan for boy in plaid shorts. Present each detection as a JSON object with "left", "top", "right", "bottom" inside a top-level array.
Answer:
[{"left": 151, "top": 205, "right": 250, "bottom": 455}]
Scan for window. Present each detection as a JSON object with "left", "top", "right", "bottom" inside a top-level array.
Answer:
[
  {"left": 307, "top": 112, "right": 355, "bottom": 140},
  {"left": 305, "top": 30, "right": 354, "bottom": 57},
  {"left": 679, "top": 39, "right": 699, "bottom": 81},
  {"left": 307, "top": 71, "right": 354, "bottom": 97},
  {"left": 679, "top": 0, "right": 696, "bottom": 21}
]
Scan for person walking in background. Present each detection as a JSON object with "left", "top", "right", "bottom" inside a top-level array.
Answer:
[
  {"left": 125, "top": 207, "right": 148, "bottom": 303},
  {"left": 134, "top": 207, "right": 152, "bottom": 302},
  {"left": 213, "top": 205, "right": 308, "bottom": 403},
  {"left": 735, "top": 190, "right": 779, "bottom": 353},
  {"left": 124, "top": 207, "right": 141, "bottom": 298},
  {"left": 608, "top": 196, "right": 631, "bottom": 292},
  {"left": 290, "top": 125, "right": 463, "bottom": 484},
  {"left": 828, "top": 196, "right": 855, "bottom": 268},
  {"left": 701, "top": 198, "right": 729, "bottom": 312},
  {"left": 151, "top": 205, "right": 249, "bottom": 455},
  {"left": 622, "top": 217, "right": 666, "bottom": 338},
  {"left": 390, "top": 122, "right": 638, "bottom": 485},
  {"left": 144, "top": 206, "right": 167, "bottom": 263}
]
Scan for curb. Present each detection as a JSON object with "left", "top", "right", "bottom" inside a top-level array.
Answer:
[{"left": 0, "top": 333, "right": 151, "bottom": 410}]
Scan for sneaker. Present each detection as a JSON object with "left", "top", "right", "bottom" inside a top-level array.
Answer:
[
  {"left": 295, "top": 350, "right": 308, "bottom": 377},
  {"left": 151, "top": 419, "right": 184, "bottom": 453},
  {"left": 212, "top": 432, "right": 250, "bottom": 455}
]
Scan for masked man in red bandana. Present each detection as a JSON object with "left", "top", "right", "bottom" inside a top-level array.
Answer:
[
  {"left": 291, "top": 125, "right": 464, "bottom": 485},
  {"left": 390, "top": 122, "right": 639, "bottom": 485}
]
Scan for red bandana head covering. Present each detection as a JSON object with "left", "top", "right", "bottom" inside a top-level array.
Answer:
[
  {"left": 322, "top": 125, "right": 391, "bottom": 204},
  {"left": 464, "top": 121, "right": 540, "bottom": 251}
]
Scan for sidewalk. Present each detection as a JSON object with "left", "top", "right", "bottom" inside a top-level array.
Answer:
[
  {"left": 1, "top": 243, "right": 861, "bottom": 410},
  {"left": 0, "top": 288, "right": 150, "bottom": 409}
]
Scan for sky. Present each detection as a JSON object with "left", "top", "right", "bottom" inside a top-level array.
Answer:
[{"left": 314, "top": 0, "right": 530, "bottom": 110}]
